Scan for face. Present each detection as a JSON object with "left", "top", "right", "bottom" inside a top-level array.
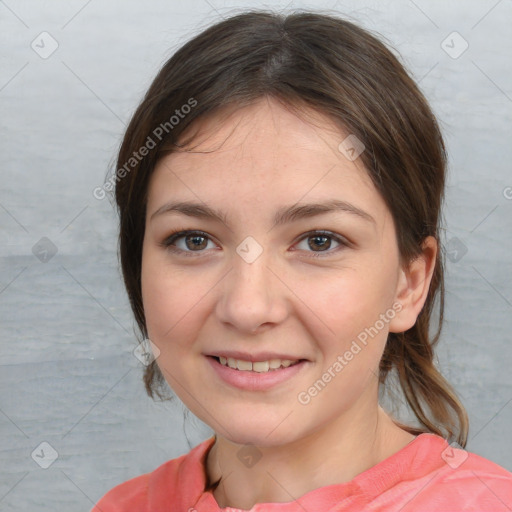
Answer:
[{"left": 141, "top": 98, "right": 406, "bottom": 447}]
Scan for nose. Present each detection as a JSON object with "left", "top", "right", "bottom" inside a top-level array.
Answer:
[{"left": 215, "top": 250, "right": 289, "bottom": 334}]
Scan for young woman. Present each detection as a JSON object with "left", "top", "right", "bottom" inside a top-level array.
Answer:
[{"left": 92, "top": 10, "right": 512, "bottom": 511}]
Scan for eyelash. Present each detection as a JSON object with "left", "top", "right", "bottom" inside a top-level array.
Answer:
[{"left": 159, "top": 229, "right": 350, "bottom": 258}]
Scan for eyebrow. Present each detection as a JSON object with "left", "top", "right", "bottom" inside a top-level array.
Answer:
[{"left": 149, "top": 199, "right": 376, "bottom": 228}]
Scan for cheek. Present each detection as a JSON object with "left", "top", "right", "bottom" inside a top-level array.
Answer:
[
  {"left": 299, "top": 267, "right": 396, "bottom": 381},
  {"left": 297, "top": 266, "right": 395, "bottom": 338},
  {"left": 141, "top": 250, "right": 215, "bottom": 351}
]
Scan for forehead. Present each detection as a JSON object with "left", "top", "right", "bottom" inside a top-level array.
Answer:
[{"left": 147, "top": 98, "right": 389, "bottom": 227}]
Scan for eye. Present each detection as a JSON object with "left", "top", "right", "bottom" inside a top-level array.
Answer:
[
  {"left": 159, "top": 229, "right": 349, "bottom": 258},
  {"left": 293, "top": 230, "right": 348, "bottom": 258},
  {"left": 160, "top": 230, "right": 218, "bottom": 256}
]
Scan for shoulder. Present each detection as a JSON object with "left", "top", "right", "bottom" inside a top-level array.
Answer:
[
  {"left": 429, "top": 450, "right": 512, "bottom": 504},
  {"left": 90, "top": 437, "right": 215, "bottom": 512},
  {"left": 398, "top": 435, "right": 512, "bottom": 511}
]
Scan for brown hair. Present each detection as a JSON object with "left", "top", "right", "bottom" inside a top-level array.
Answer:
[{"left": 113, "top": 10, "right": 468, "bottom": 451}]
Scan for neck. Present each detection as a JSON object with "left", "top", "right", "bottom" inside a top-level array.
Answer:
[{"left": 205, "top": 405, "right": 415, "bottom": 509}]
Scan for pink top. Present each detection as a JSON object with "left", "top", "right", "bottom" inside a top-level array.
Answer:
[{"left": 92, "top": 433, "right": 512, "bottom": 511}]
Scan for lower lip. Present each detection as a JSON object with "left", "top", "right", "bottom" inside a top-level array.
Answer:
[{"left": 206, "top": 356, "right": 308, "bottom": 391}]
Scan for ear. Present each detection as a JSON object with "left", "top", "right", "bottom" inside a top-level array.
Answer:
[{"left": 388, "top": 236, "right": 438, "bottom": 333}]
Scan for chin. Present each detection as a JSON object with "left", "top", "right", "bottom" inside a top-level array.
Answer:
[
  {"left": 226, "top": 430, "right": 290, "bottom": 448},
  {"left": 217, "top": 417, "right": 303, "bottom": 448}
]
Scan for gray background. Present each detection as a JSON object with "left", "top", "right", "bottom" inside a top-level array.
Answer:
[{"left": 1, "top": 0, "right": 511, "bottom": 510}]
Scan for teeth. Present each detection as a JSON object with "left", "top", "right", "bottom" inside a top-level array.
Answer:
[
  {"left": 252, "top": 361, "right": 269, "bottom": 373},
  {"left": 237, "top": 359, "right": 252, "bottom": 371},
  {"left": 216, "top": 357, "right": 299, "bottom": 372}
]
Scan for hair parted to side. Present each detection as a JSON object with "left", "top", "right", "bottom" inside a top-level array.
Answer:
[{"left": 114, "top": 10, "right": 468, "bottom": 448}]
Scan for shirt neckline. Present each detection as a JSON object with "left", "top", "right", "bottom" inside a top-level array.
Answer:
[{"left": 184, "top": 432, "right": 449, "bottom": 511}]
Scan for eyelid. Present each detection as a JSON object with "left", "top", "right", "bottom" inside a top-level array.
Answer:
[{"left": 160, "top": 229, "right": 350, "bottom": 257}]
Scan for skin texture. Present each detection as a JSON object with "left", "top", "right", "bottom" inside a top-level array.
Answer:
[{"left": 141, "top": 97, "right": 437, "bottom": 509}]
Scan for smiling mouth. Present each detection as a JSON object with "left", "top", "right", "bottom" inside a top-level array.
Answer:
[{"left": 211, "top": 356, "right": 304, "bottom": 373}]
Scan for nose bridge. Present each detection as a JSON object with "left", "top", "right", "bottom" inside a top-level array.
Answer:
[{"left": 216, "top": 235, "right": 287, "bottom": 332}]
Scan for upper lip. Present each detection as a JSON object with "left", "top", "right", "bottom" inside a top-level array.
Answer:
[{"left": 205, "top": 350, "right": 307, "bottom": 362}]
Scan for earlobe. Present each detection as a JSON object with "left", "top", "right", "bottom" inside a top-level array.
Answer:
[{"left": 389, "top": 236, "right": 438, "bottom": 333}]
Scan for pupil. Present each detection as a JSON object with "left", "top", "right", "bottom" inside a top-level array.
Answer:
[
  {"left": 187, "top": 235, "right": 207, "bottom": 250},
  {"left": 310, "top": 235, "right": 330, "bottom": 251}
]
